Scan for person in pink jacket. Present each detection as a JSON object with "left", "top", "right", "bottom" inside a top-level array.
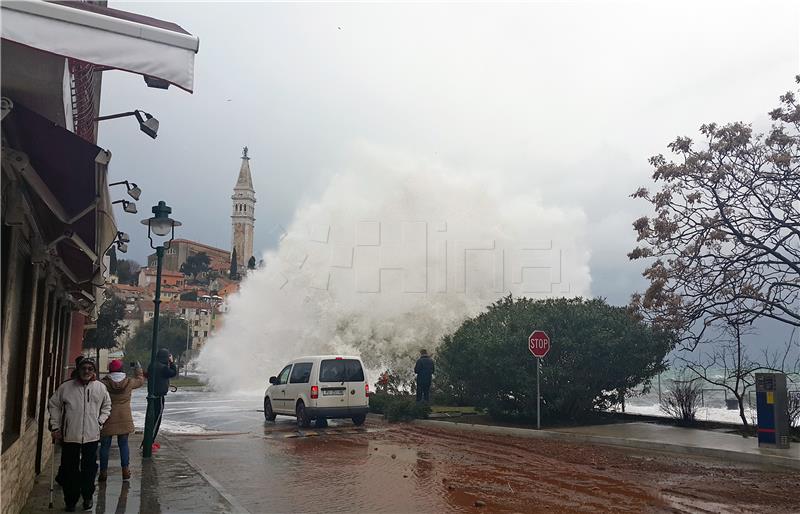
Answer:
[{"left": 99, "top": 359, "right": 144, "bottom": 481}]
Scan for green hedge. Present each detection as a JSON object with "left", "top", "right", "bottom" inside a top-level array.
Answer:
[
  {"left": 369, "top": 393, "right": 430, "bottom": 422},
  {"left": 436, "top": 296, "right": 674, "bottom": 422}
]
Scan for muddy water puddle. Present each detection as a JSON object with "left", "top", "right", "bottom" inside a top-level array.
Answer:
[{"left": 176, "top": 419, "right": 800, "bottom": 513}]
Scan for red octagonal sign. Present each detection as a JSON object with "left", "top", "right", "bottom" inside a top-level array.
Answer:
[{"left": 528, "top": 330, "right": 550, "bottom": 358}]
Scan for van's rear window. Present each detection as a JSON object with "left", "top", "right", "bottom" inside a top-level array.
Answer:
[{"left": 319, "top": 359, "right": 364, "bottom": 382}]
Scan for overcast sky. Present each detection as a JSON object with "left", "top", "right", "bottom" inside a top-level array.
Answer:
[{"left": 100, "top": 0, "right": 799, "bottom": 310}]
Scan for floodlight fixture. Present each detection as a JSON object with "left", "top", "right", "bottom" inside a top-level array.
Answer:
[
  {"left": 110, "top": 180, "right": 142, "bottom": 200},
  {"left": 112, "top": 199, "right": 137, "bottom": 214},
  {"left": 96, "top": 110, "right": 159, "bottom": 139}
]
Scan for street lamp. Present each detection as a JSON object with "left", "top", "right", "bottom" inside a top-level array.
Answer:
[
  {"left": 109, "top": 180, "right": 142, "bottom": 200},
  {"left": 140, "top": 201, "right": 181, "bottom": 459},
  {"left": 96, "top": 110, "right": 159, "bottom": 139},
  {"left": 112, "top": 199, "right": 138, "bottom": 214},
  {"left": 115, "top": 231, "right": 130, "bottom": 253}
]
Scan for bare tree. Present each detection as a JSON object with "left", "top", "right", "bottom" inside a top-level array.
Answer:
[
  {"left": 789, "top": 392, "right": 800, "bottom": 429},
  {"left": 660, "top": 374, "right": 703, "bottom": 424},
  {"left": 629, "top": 77, "right": 800, "bottom": 349},
  {"left": 680, "top": 325, "right": 800, "bottom": 427},
  {"left": 679, "top": 323, "right": 762, "bottom": 427}
]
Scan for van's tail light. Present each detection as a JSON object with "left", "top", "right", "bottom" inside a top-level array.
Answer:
[
  {"left": 365, "top": 383, "right": 370, "bottom": 397},
  {"left": 311, "top": 385, "right": 319, "bottom": 399}
]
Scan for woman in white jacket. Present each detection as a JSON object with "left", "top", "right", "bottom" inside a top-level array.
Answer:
[{"left": 48, "top": 358, "right": 111, "bottom": 512}]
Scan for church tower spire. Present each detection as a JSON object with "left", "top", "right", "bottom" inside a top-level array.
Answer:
[{"left": 231, "top": 146, "right": 256, "bottom": 271}]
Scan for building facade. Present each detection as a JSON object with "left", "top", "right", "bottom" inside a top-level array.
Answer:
[
  {"left": 138, "top": 268, "right": 185, "bottom": 289},
  {"left": 177, "top": 297, "right": 222, "bottom": 352},
  {"left": 231, "top": 147, "right": 256, "bottom": 268},
  {"left": 147, "top": 238, "right": 231, "bottom": 274},
  {"left": 0, "top": 2, "right": 199, "bottom": 511}
]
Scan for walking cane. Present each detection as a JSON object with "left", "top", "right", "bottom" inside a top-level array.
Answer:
[{"left": 48, "top": 441, "right": 56, "bottom": 509}]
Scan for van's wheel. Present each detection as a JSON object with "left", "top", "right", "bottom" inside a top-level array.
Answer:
[
  {"left": 296, "top": 401, "right": 312, "bottom": 428},
  {"left": 352, "top": 414, "right": 366, "bottom": 426},
  {"left": 315, "top": 417, "right": 328, "bottom": 428},
  {"left": 264, "top": 398, "right": 276, "bottom": 422}
]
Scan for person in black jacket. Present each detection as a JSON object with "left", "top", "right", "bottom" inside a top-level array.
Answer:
[
  {"left": 148, "top": 348, "right": 177, "bottom": 443},
  {"left": 414, "top": 349, "right": 435, "bottom": 403}
]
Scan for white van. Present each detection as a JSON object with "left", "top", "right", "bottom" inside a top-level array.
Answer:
[{"left": 264, "top": 355, "right": 370, "bottom": 427}]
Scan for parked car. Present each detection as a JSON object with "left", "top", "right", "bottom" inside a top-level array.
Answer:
[{"left": 264, "top": 355, "right": 370, "bottom": 427}]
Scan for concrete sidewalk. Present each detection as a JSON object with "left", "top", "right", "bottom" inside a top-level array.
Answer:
[
  {"left": 417, "top": 419, "right": 800, "bottom": 470},
  {"left": 22, "top": 433, "right": 241, "bottom": 513}
]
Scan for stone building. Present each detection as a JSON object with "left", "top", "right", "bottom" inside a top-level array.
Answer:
[
  {"left": 138, "top": 268, "right": 186, "bottom": 290},
  {"left": 108, "top": 283, "right": 147, "bottom": 310},
  {"left": 146, "top": 238, "right": 231, "bottom": 274},
  {"left": 0, "top": 2, "right": 198, "bottom": 511},
  {"left": 177, "top": 298, "right": 222, "bottom": 352},
  {"left": 231, "top": 147, "right": 256, "bottom": 268}
]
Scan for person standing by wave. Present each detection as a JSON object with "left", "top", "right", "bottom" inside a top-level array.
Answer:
[{"left": 414, "top": 349, "right": 435, "bottom": 403}]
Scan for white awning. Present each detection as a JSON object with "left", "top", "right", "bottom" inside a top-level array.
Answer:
[{"left": 1, "top": 1, "right": 199, "bottom": 92}]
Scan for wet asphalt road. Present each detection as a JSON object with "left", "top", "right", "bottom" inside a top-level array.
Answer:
[
  {"left": 129, "top": 389, "right": 800, "bottom": 514},
  {"left": 131, "top": 388, "right": 454, "bottom": 513},
  {"left": 131, "top": 388, "right": 266, "bottom": 434}
]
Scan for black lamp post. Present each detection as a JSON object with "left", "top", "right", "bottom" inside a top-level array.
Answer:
[{"left": 140, "top": 201, "right": 181, "bottom": 458}]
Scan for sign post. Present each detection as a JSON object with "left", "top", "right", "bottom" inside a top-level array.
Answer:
[{"left": 528, "top": 330, "right": 551, "bottom": 429}]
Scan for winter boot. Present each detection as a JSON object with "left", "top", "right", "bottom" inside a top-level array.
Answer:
[
  {"left": 98, "top": 470, "right": 107, "bottom": 482},
  {"left": 122, "top": 467, "right": 131, "bottom": 480}
]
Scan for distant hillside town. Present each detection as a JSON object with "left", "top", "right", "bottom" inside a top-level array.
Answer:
[{"left": 93, "top": 148, "right": 259, "bottom": 369}]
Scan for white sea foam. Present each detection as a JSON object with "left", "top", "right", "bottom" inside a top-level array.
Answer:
[
  {"left": 132, "top": 411, "right": 213, "bottom": 435},
  {"left": 615, "top": 403, "right": 756, "bottom": 425},
  {"left": 199, "top": 143, "right": 592, "bottom": 391}
]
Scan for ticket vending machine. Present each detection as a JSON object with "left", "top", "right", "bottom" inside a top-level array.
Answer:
[{"left": 755, "top": 373, "right": 790, "bottom": 449}]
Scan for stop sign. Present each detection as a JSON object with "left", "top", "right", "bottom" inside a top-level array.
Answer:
[{"left": 528, "top": 330, "right": 550, "bottom": 358}]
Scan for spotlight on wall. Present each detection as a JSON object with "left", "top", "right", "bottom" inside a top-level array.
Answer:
[
  {"left": 135, "top": 111, "right": 159, "bottom": 139},
  {"left": 113, "top": 231, "right": 130, "bottom": 253},
  {"left": 95, "top": 110, "right": 159, "bottom": 139},
  {"left": 110, "top": 181, "right": 142, "bottom": 200},
  {"left": 112, "top": 200, "right": 137, "bottom": 214}
]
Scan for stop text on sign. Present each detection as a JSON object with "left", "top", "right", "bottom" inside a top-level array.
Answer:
[{"left": 528, "top": 330, "right": 551, "bottom": 358}]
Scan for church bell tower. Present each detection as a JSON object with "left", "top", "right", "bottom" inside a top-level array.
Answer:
[{"left": 231, "top": 146, "right": 256, "bottom": 268}]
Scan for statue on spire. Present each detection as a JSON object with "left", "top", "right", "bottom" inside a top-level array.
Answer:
[{"left": 242, "top": 146, "right": 249, "bottom": 159}]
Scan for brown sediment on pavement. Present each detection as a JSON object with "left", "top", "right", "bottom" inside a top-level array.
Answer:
[
  {"left": 169, "top": 416, "right": 800, "bottom": 513},
  {"left": 373, "top": 423, "right": 800, "bottom": 513}
]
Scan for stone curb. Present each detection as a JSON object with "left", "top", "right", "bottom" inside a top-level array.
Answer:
[{"left": 413, "top": 419, "right": 800, "bottom": 470}]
